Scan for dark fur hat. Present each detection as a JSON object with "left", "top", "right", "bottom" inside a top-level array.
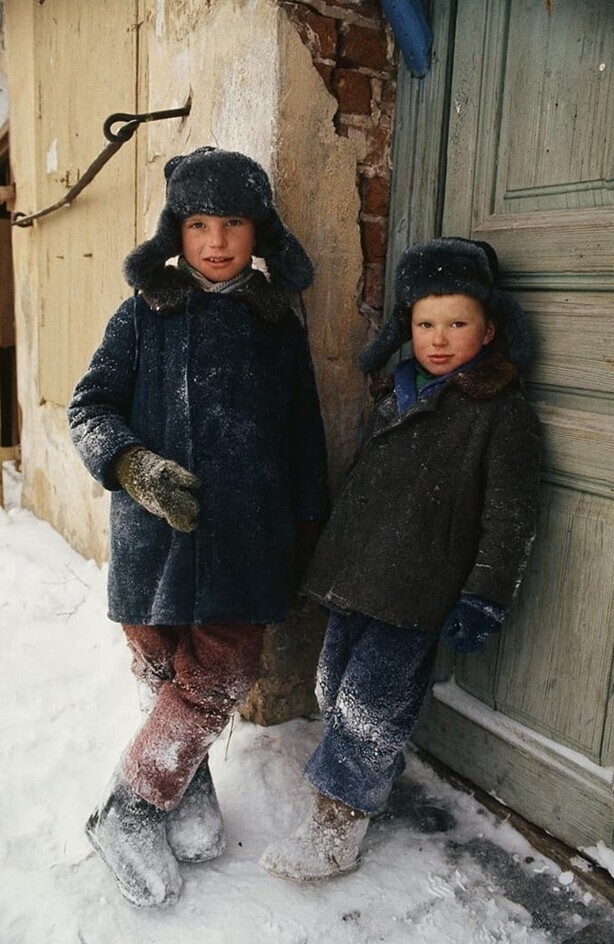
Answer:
[
  {"left": 123, "top": 147, "right": 314, "bottom": 308},
  {"left": 358, "top": 237, "right": 533, "bottom": 373}
]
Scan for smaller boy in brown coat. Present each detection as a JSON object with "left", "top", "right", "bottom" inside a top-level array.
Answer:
[{"left": 261, "top": 237, "right": 541, "bottom": 882}]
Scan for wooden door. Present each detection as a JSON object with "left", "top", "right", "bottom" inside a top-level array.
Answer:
[
  {"left": 394, "top": 0, "right": 614, "bottom": 850},
  {"left": 33, "top": 0, "right": 139, "bottom": 406}
]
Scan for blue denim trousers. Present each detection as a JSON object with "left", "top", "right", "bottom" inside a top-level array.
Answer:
[{"left": 305, "top": 609, "right": 439, "bottom": 814}]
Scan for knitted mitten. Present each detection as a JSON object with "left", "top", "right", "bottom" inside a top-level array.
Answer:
[
  {"left": 114, "top": 446, "right": 200, "bottom": 532},
  {"left": 441, "top": 593, "right": 507, "bottom": 654}
]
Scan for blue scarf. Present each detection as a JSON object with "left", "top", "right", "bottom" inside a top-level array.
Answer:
[{"left": 394, "top": 347, "right": 492, "bottom": 414}]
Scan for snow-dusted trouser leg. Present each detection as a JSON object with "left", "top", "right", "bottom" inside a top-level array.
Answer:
[
  {"left": 121, "top": 622, "right": 265, "bottom": 811},
  {"left": 123, "top": 622, "right": 178, "bottom": 713},
  {"left": 306, "top": 611, "right": 438, "bottom": 815},
  {"left": 122, "top": 624, "right": 226, "bottom": 860}
]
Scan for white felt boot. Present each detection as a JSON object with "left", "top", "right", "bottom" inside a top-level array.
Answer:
[
  {"left": 86, "top": 771, "right": 182, "bottom": 908},
  {"left": 166, "top": 761, "right": 226, "bottom": 862},
  {"left": 260, "top": 792, "right": 369, "bottom": 882}
]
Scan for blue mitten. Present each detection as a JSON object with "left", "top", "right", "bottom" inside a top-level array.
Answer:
[{"left": 441, "top": 593, "right": 507, "bottom": 654}]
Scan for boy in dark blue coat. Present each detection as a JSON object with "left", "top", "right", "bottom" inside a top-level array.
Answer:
[
  {"left": 68, "top": 147, "right": 328, "bottom": 907},
  {"left": 261, "top": 237, "right": 540, "bottom": 882}
]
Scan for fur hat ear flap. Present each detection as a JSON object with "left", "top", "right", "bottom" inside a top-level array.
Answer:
[
  {"left": 123, "top": 207, "right": 182, "bottom": 290},
  {"left": 492, "top": 289, "right": 534, "bottom": 373},
  {"left": 256, "top": 211, "right": 314, "bottom": 292},
  {"left": 357, "top": 305, "right": 411, "bottom": 374},
  {"left": 122, "top": 206, "right": 191, "bottom": 310}
]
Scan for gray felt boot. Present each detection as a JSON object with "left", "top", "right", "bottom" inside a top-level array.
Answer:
[
  {"left": 85, "top": 771, "right": 182, "bottom": 908},
  {"left": 166, "top": 761, "right": 226, "bottom": 862},
  {"left": 260, "top": 792, "right": 369, "bottom": 882}
]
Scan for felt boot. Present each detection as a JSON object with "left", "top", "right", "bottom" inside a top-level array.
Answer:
[
  {"left": 166, "top": 761, "right": 226, "bottom": 862},
  {"left": 85, "top": 771, "right": 182, "bottom": 908},
  {"left": 260, "top": 792, "right": 369, "bottom": 882}
]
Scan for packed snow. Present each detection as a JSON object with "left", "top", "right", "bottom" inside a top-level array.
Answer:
[{"left": 1, "top": 461, "right": 611, "bottom": 943}]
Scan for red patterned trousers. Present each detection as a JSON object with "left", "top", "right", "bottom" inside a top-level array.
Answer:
[{"left": 120, "top": 622, "right": 265, "bottom": 810}]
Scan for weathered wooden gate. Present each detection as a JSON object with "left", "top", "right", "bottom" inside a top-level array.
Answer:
[
  {"left": 388, "top": 0, "right": 614, "bottom": 851},
  {"left": 26, "top": 0, "right": 138, "bottom": 406}
]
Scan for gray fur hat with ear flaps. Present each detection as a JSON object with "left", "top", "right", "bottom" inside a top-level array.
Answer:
[
  {"left": 358, "top": 237, "right": 534, "bottom": 373},
  {"left": 123, "top": 147, "right": 314, "bottom": 310}
]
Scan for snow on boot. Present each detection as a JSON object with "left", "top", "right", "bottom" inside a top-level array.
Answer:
[
  {"left": 86, "top": 771, "right": 182, "bottom": 908},
  {"left": 166, "top": 761, "right": 226, "bottom": 863},
  {"left": 260, "top": 792, "right": 369, "bottom": 882}
]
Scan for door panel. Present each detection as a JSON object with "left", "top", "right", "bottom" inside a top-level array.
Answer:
[
  {"left": 523, "top": 291, "right": 614, "bottom": 397},
  {"left": 497, "top": 0, "right": 612, "bottom": 211},
  {"left": 446, "top": 0, "right": 614, "bottom": 754},
  {"left": 404, "top": 0, "right": 614, "bottom": 848},
  {"left": 495, "top": 487, "right": 614, "bottom": 760},
  {"left": 34, "top": 0, "right": 138, "bottom": 406}
]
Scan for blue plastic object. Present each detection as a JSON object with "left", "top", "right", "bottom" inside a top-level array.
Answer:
[{"left": 381, "top": 0, "right": 433, "bottom": 77}]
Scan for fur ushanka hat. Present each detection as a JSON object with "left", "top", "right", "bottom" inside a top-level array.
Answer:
[
  {"left": 123, "top": 147, "right": 314, "bottom": 310},
  {"left": 358, "top": 237, "right": 533, "bottom": 373}
]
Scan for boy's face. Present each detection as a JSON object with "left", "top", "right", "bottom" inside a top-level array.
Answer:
[
  {"left": 181, "top": 214, "right": 256, "bottom": 282},
  {"left": 411, "top": 293, "right": 495, "bottom": 375}
]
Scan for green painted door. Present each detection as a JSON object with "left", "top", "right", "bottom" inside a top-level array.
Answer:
[{"left": 390, "top": 0, "right": 614, "bottom": 851}]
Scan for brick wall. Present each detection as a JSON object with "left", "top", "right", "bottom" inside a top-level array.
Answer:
[{"left": 280, "top": 0, "right": 397, "bottom": 329}]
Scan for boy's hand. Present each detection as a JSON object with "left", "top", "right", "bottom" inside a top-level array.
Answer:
[
  {"left": 114, "top": 446, "right": 201, "bottom": 532},
  {"left": 441, "top": 593, "right": 507, "bottom": 654}
]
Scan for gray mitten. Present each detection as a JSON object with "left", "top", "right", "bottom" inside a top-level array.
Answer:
[{"left": 114, "top": 446, "right": 201, "bottom": 532}]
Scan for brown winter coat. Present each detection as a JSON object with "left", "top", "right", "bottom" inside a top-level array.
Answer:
[{"left": 304, "top": 353, "right": 540, "bottom": 631}]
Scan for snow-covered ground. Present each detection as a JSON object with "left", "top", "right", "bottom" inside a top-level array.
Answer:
[{"left": 1, "top": 461, "right": 612, "bottom": 944}]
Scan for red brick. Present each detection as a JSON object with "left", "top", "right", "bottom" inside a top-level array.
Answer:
[
  {"left": 287, "top": 5, "right": 337, "bottom": 61},
  {"left": 361, "top": 218, "right": 387, "bottom": 263},
  {"left": 340, "top": 23, "right": 391, "bottom": 72},
  {"left": 333, "top": 69, "right": 372, "bottom": 115},
  {"left": 361, "top": 125, "right": 392, "bottom": 173},
  {"left": 314, "top": 61, "right": 335, "bottom": 93},
  {"left": 362, "top": 175, "right": 390, "bottom": 216},
  {"left": 363, "top": 262, "right": 385, "bottom": 310},
  {"left": 333, "top": 0, "right": 382, "bottom": 20},
  {"left": 381, "top": 78, "right": 397, "bottom": 105}
]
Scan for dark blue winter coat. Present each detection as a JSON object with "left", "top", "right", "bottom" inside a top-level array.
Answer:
[{"left": 68, "top": 278, "right": 328, "bottom": 625}]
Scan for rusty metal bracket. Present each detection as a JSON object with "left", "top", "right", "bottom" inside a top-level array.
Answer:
[{"left": 12, "top": 102, "right": 191, "bottom": 228}]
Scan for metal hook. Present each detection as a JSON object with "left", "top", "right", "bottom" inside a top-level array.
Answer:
[
  {"left": 103, "top": 106, "right": 191, "bottom": 144},
  {"left": 12, "top": 100, "right": 191, "bottom": 227}
]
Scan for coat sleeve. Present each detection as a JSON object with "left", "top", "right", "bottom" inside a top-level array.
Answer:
[
  {"left": 67, "top": 297, "right": 143, "bottom": 490},
  {"left": 288, "top": 318, "right": 330, "bottom": 522},
  {"left": 463, "top": 393, "right": 541, "bottom": 605}
]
